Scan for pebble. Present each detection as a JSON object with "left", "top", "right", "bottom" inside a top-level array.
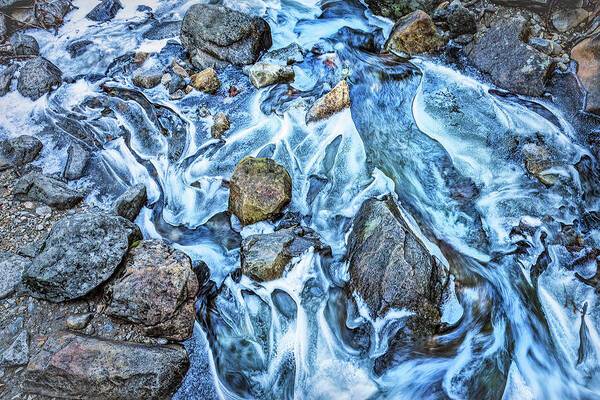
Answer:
[
  {"left": 35, "top": 206, "right": 52, "bottom": 216},
  {"left": 66, "top": 313, "right": 93, "bottom": 330}
]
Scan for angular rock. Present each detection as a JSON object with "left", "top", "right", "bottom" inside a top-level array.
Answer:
[
  {"left": 0, "top": 252, "right": 29, "bottom": 300},
  {"left": 63, "top": 142, "right": 90, "bottom": 180},
  {"left": 9, "top": 33, "right": 39, "bottom": 56},
  {"left": 67, "top": 39, "right": 94, "bottom": 58},
  {"left": 241, "top": 226, "right": 327, "bottom": 281},
  {"left": 466, "top": 16, "right": 552, "bottom": 97},
  {"left": 106, "top": 241, "right": 199, "bottom": 341},
  {"left": 346, "top": 197, "right": 448, "bottom": 337},
  {"left": 249, "top": 62, "right": 294, "bottom": 88},
  {"left": 306, "top": 80, "right": 350, "bottom": 123},
  {"left": 260, "top": 43, "right": 305, "bottom": 65},
  {"left": 190, "top": 67, "right": 220, "bottom": 94},
  {"left": 23, "top": 212, "right": 141, "bottom": 302},
  {"left": 17, "top": 57, "right": 63, "bottom": 100},
  {"left": 571, "top": 33, "right": 600, "bottom": 115},
  {"left": 35, "top": 0, "right": 72, "bottom": 28},
  {"left": 529, "top": 37, "right": 562, "bottom": 56},
  {"left": 366, "top": 0, "right": 440, "bottom": 20},
  {"left": 12, "top": 172, "right": 83, "bottom": 209},
  {"left": 66, "top": 313, "right": 94, "bottom": 330},
  {"left": 384, "top": 10, "right": 446, "bottom": 55},
  {"left": 447, "top": 1, "right": 477, "bottom": 36},
  {"left": 112, "top": 183, "right": 147, "bottom": 221},
  {"left": 1, "top": 331, "right": 29, "bottom": 367},
  {"left": 132, "top": 60, "right": 164, "bottom": 89},
  {"left": 180, "top": 4, "right": 272, "bottom": 69},
  {"left": 522, "top": 143, "right": 557, "bottom": 185},
  {"left": 551, "top": 8, "right": 589, "bottom": 33},
  {"left": 0, "top": 135, "right": 42, "bottom": 171},
  {"left": 0, "top": 64, "right": 17, "bottom": 97},
  {"left": 22, "top": 333, "right": 189, "bottom": 400},
  {"left": 211, "top": 112, "right": 230, "bottom": 139},
  {"left": 228, "top": 157, "right": 292, "bottom": 225},
  {"left": 86, "top": 0, "right": 123, "bottom": 22}
]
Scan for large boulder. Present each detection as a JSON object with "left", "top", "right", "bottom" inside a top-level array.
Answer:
[
  {"left": 22, "top": 333, "right": 189, "bottom": 400},
  {"left": 466, "top": 16, "right": 552, "bottom": 97},
  {"left": 0, "top": 135, "right": 42, "bottom": 171},
  {"left": 23, "top": 212, "right": 141, "bottom": 302},
  {"left": 384, "top": 10, "right": 446, "bottom": 55},
  {"left": 0, "top": 252, "right": 29, "bottom": 300},
  {"left": 180, "top": 4, "right": 272, "bottom": 69},
  {"left": 17, "top": 57, "right": 63, "bottom": 100},
  {"left": 571, "top": 32, "right": 600, "bottom": 115},
  {"left": 306, "top": 80, "right": 351, "bottom": 123},
  {"left": 346, "top": 197, "right": 448, "bottom": 337},
  {"left": 228, "top": 157, "right": 292, "bottom": 225},
  {"left": 366, "top": 0, "right": 441, "bottom": 20},
  {"left": 106, "top": 241, "right": 199, "bottom": 341},
  {"left": 12, "top": 172, "right": 83, "bottom": 209},
  {"left": 63, "top": 142, "right": 90, "bottom": 180}
]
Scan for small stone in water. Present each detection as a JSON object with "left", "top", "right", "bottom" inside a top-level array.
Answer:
[
  {"left": 211, "top": 113, "right": 230, "bottom": 139},
  {"left": 191, "top": 68, "right": 220, "bottom": 94}
]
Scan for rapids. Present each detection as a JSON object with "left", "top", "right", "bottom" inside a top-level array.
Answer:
[{"left": 1, "top": 0, "right": 600, "bottom": 399}]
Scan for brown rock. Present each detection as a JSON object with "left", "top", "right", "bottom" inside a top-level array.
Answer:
[
  {"left": 211, "top": 112, "right": 230, "bottom": 139},
  {"left": 572, "top": 33, "right": 600, "bottom": 115},
  {"left": 306, "top": 80, "right": 350, "bottom": 123},
  {"left": 384, "top": 10, "right": 446, "bottom": 55},
  {"left": 191, "top": 67, "right": 221, "bottom": 94},
  {"left": 522, "top": 143, "right": 557, "bottom": 186}
]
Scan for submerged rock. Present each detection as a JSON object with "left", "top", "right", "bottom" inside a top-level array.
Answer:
[
  {"left": 228, "top": 157, "right": 292, "bottom": 225},
  {"left": 211, "top": 112, "right": 230, "bottom": 139},
  {"left": 63, "top": 142, "right": 90, "bottom": 180},
  {"left": 306, "top": 80, "right": 350, "bottom": 123},
  {"left": 346, "top": 197, "right": 448, "bottom": 337},
  {"left": 384, "top": 10, "right": 446, "bottom": 55},
  {"left": 190, "top": 67, "right": 220, "bottom": 94},
  {"left": 106, "top": 241, "right": 199, "bottom": 341},
  {"left": 571, "top": 33, "right": 600, "bottom": 115},
  {"left": 0, "top": 252, "right": 29, "bottom": 300},
  {"left": 249, "top": 62, "right": 294, "bottom": 88},
  {"left": 13, "top": 172, "right": 83, "bottom": 209},
  {"left": 113, "top": 183, "right": 147, "bottom": 221},
  {"left": 23, "top": 212, "right": 141, "bottom": 302},
  {"left": 180, "top": 4, "right": 272, "bottom": 69},
  {"left": 0, "top": 135, "right": 42, "bottom": 171},
  {"left": 9, "top": 33, "right": 39, "bottom": 56},
  {"left": 86, "top": 0, "right": 123, "bottom": 22},
  {"left": 22, "top": 333, "right": 189, "bottom": 399},
  {"left": 17, "top": 57, "right": 63, "bottom": 100}
]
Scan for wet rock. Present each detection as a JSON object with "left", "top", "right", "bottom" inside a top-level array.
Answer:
[
  {"left": 306, "top": 80, "right": 350, "bottom": 123},
  {"left": 86, "top": 0, "right": 123, "bottom": 22},
  {"left": 35, "top": 0, "right": 72, "bottom": 29},
  {"left": 12, "top": 172, "right": 83, "bottom": 210},
  {"left": 22, "top": 333, "right": 189, "bottom": 399},
  {"left": 180, "top": 4, "right": 272, "bottom": 69},
  {"left": 249, "top": 62, "right": 294, "bottom": 88},
  {"left": 260, "top": 43, "right": 305, "bottom": 65},
  {"left": 17, "top": 57, "right": 63, "bottom": 100},
  {"left": 228, "top": 157, "right": 292, "bottom": 225},
  {"left": 190, "top": 67, "right": 220, "bottom": 94},
  {"left": 0, "top": 135, "right": 42, "bottom": 171},
  {"left": 384, "top": 10, "right": 446, "bottom": 55},
  {"left": 211, "top": 112, "right": 230, "bottom": 139},
  {"left": 466, "top": 16, "right": 552, "bottom": 97},
  {"left": 23, "top": 212, "right": 141, "bottom": 302},
  {"left": 241, "top": 226, "right": 327, "bottom": 281},
  {"left": 551, "top": 8, "right": 589, "bottom": 33},
  {"left": 63, "top": 142, "right": 90, "bottom": 180},
  {"left": 67, "top": 39, "right": 94, "bottom": 58},
  {"left": 0, "top": 64, "right": 17, "bottom": 96},
  {"left": 66, "top": 313, "right": 94, "bottom": 330},
  {"left": 447, "top": 1, "right": 477, "bottom": 36},
  {"left": 0, "top": 252, "right": 29, "bottom": 300},
  {"left": 366, "top": 0, "right": 440, "bottom": 20},
  {"left": 106, "top": 241, "right": 199, "bottom": 341},
  {"left": 346, "top": 197, "right": 448, "bottom": 336},
  {"left": 143, "top": 20, "right": 183, "bottom": 40},
  {"left": 522, "top": 143, "right": 557, "bottom": 185},
  {"left": 528, "top": 37, "right": 562, "bottom": 56},
  {"left": 9, "top": 33, "right": 39, "bottom": 56},
  {"left": 0, "top": 14, "right": 6, "bottom": 42},
  {"left": 571, "top": 33, "right": 600, "bottom": 115},
  {"left": 132, "top": 60, "right": 164, "bottom": 89},
  {"left": 112, "top": 183, "right": 147, "bottom": 221},
  {"left": 1, "top": 331, "right": 29, "bottom": 367}
]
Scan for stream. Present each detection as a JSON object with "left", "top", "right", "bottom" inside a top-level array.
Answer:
[{"left": 1, "top": 0, "right": 600, "bottom": 399}]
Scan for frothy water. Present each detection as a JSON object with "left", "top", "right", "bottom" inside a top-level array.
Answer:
[{"left": 2, "top": 0, "right": 600, "bottom": 398}]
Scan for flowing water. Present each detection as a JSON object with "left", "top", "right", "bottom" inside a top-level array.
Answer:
[{"left": 2, "top": 0, "right": 600, "bottom": 398}]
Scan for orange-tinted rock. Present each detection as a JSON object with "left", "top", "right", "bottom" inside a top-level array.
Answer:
[
  {"left": 384, "top": 10, "right": 446, "bottom": 55},
  {"left": 572, "top": 32, "right": 600, "bottom": 115}
]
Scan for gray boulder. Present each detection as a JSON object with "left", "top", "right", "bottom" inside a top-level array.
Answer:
[
  {"left": 113, "top": 183, "right": 147, "bottom": 221},
  {"left": 0, "top": 135, "right": 43, "bottom": 171},
  {"left": 86, "top": 0, "right": 123, "bottom": 22},
  {"left": 17, "top": 57, "right": 63, "bottom": 100},
  {"left": 447, "top": 1, "right": 477, "bottom": 36},
  {"left": 346, "top": 197, "right": 448, "bottom": 337},
  {"left": 0, "top": 252, "right": 29, "bottom": 300},
  {"left": 466, "top": 16, "right": 552, "bottom": 97},
  {"left": 63, "top": 142, "right": 90, "bottom": 180},
  {"left": 12, "top": 172, "right": 83, "bottom": 209},
  {"left": 0, "top": 64, "right": 18, "bottom": 97},
  {"left": 9, "top": 33, "right": 40, "bottom": 56},
  {"left": 180, "top": 4, "right": 272, "bottom": 69},
  {"left": 22, "top": 333, "right": 189, "bottom": 400},
  {"left": 23, "top": 212, "right": 141, "bottom": 302}
]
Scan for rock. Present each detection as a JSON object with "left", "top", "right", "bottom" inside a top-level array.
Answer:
[
  {"left": 551, "top": 8, "right": 589, "bottom": 33},
  {"left": 66, "top": 313, "right": 94, "bottom": 330},
  {"left": 0, "top": 135, "right": 43, "bottom": 171},
  {"left": 190, "top": 67, "right": 220, "bottom": 94},
  {"left": 86, "top": 0, "right": 123, "bottom": 22},
  {"left": 17, "top": 57, "right": 63, "bottom": 100},
  {"left": 106, "top": 241, "right": 199, "bottom": 341},
  {"left": 447, "top": 1, "right": 477, "bottom": 36},
  {"left": 0, "top": 0, "right": 26, "bottom": 8},
  {"left": 528, "top": 37, "right": 562, "bottom": 56},
  {"left": 1, "top": 331, "right": 29, "bottom": 367},
  {"left": 9, "top": 33, "right": 39, "bottom": 56},
  {"left": 306, "top": 80, "right": 350, "bottom": 123},
  {"left": 0, "top": 14, "right": 6, "bottom": 41},
  {"left": 384, "top": 10, "right": 446, "bottom": 55},
  {"left": 63, "top": 142, "right": 90, "bottom": 180},
  {"left": 489, "top": 0, "right": 549, "bottom": 9},
  {"left": 260, "top": 43, "right": 305, "bottom": 65},
  {"left": 67, "top": 39, "right": 94, "bottom": 58},
  {"left": 571, "top": 33, "right": 600, "bottom": 115},
  {"left": 12, "top": 172, "right": 83, "bottom": 210},
  {"left": 112, "top": 183, "right": 147, "bottom": 221},
  {"left": 366, "top": 0, "right": 440, "bottom": 20},
  {"left": 180, "top": 4, "right": 272, "bottom": 69},
  {"left": 22, "top": 333, "right": 189, "bottom": 399},
  {"left": 132, "top": 59, "right": 164, "bottom": 89},
  {"left": 241, "top": 226, "right": 327, "bottom": 281},
  {"left": 249, "top": 62, "right": 294, "bottom": 88},
  {"left": 522, "top": 143, "right": 557, "bottom": 185},
  {"left": 35, "top": 0, "right": 72, "bottom": 28},
  {"left": 143, "top": 20, "right": 182, "bottom": 40},
  {"left": 211, "top": 112, "right": 230, "bottom": 139},
  {"left": 346, "top": 197, "right": 448, "bottom": 337},
  {"left": 228, "top": 157, "right": 292, "bottom": 225},
  {"left": 0, "top": 64, "right": 17, "bottom": 97},
  {"left": 23, "top": 212, "right": 141, "bottom": 302},
  {"left": 466, "top": 16, "right": 552, "bottom": 97},
  {"left": 0, "top": 252, "right": 29, "bottom": 300}
]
